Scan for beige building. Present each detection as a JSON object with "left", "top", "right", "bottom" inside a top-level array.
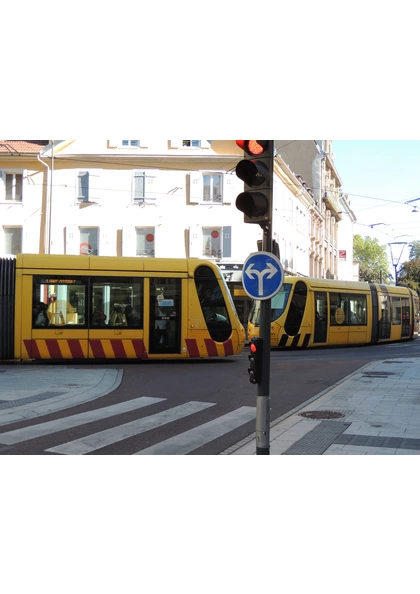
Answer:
[
  {"left": 1, "top": 140, "right": 355, "bottom": 288},
  {"left": 275, "top": 140, "right": 355, "bottom": 280}
]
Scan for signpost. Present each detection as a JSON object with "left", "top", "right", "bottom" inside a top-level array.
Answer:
[
  {"left": 243, "top": 252, "right": 284, "bottom": 301},
  {"left": 235, "top": 140, "right": 276, "bottom": 455},
  {"left": 242, "top": 251, "right": 284, "bottom": 454}
]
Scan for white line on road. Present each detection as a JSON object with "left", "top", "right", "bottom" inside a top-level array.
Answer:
[
  {"left": 46, "top": 401, "right": 216, "bottom": 455},
  {"left": 0, "top": 397, "right": 165, "bottom": 445},
  {"left": 134, "top": 406, "right": 256, "bottom": 455}
]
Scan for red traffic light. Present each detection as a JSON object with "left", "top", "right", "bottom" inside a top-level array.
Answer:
[
  {"left": 250, "top": 342, "right": 258, "bottom": 353},
  {"left": 236, "top": 140, "right": 268, "bottom": 156}
]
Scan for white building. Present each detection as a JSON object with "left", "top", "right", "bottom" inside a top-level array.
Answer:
[{"left": 1, "top": 140, "right": 354, "bottom": 285}]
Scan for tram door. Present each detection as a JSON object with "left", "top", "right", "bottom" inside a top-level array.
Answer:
[
  {"left": 149, "top": 278, "right": 182, "bottom": 355},
  {"left": 314, "top": 292, "right": 328, "bottom": 343},
  {"left": 378, "top": 295, "right": 391, "bottom": 340}
]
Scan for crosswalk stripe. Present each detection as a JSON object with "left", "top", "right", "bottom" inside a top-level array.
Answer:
[
  {"left": 0, "top": 397, "right": 165, "bottom": 445},
  {"left": 46, "top": 401, "right": 216, "bottom": 455},
  {"left": 134, "top": 406, "right": 256, "bottom": 455}
]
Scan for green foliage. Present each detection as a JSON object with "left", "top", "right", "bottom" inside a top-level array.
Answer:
[
  {"left": 397, "top": 258, "right": 420, "bottom": 293},
  {"left": 353, "top": 235, "right": 391, "bottom": 283},
  {"left": 409, "top": 240, "right": 420, "bottom": 260}
]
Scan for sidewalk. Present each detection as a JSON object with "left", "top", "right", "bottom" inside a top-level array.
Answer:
[
  {"left": 0, "top": 366, "right": 123, "bottom": 426},
  {"left": 229, "top": 357, "right": 420, "bottom": 455}
]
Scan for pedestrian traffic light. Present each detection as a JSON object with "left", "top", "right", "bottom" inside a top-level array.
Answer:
[
  {"left": 248, "top": 337, "right": 264, "bottom": 384},
  {"left": 235, "top": 140, "right": 274, "bottom": 225}
]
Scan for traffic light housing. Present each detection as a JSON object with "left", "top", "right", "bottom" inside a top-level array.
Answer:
[
  {"left": 235, "top": 140, "right": 274, "bottom": 226},
  {"left": 248, "top": 337, "right": 264, "bottom": 384}
]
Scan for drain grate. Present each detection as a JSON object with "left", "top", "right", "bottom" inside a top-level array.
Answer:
[{"left": 299, "top": 410, "right": 345, "bottom": 420}]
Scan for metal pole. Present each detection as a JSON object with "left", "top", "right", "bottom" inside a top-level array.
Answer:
[{"left": 256, "top": 222, "right": 272, "bottom": 455}]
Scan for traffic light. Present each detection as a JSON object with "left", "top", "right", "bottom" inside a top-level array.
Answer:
[
  {"left": 248, "top": 337, "right": 264, "bottom": 384},
  {"left": 235, "top": 140, "right": 274, "bottom": 225}
]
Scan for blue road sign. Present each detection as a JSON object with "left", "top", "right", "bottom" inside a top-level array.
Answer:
[{"left": 242, "top": 251, "right": 284, "bottom": 300}]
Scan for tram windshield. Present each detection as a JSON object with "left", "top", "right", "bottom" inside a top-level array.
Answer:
[{"left": 249, "top": 283, "right": 292, "bottom": 326}]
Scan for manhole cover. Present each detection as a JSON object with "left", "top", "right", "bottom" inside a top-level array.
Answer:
[{"left": 299, "top": 410, "right": 345, "bottom": 420}]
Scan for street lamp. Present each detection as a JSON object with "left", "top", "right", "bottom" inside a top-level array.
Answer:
[{"left": 388, "top": 242, "right": 408, "bottom": 285}]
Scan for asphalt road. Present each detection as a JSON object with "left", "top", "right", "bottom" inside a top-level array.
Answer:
[{"left": 1, "top": 339, "right": 419, "bottom": 455}]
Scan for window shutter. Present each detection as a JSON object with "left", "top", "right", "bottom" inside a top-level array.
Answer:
[
  {"left": 77, "top": 171, "right": 89, "bottom": 201},
  {"left": 65, "top": 225, "right": 79, "bottom": 255},
  {"left": 139, "top": 140, "right": 149, "bottom": 148},
  {"left": 100, "top": 229, "right": 113, "bottom": 256},
  {"left": 133, "top": 171, "right": 145, "bottom": 201},
  {"left": 187, "top": 172, "right": 202, "bottom": 204},
  {"left": 189, "top": 224, "right": 202, "bottom": 258},
  {"left": 122, "top": 225, "right": 136, "bottom": 257},
  {"left": 223, "top": 226, "right": 232, "bottom": 258},
  {"left": 145, "top": 169, "right": 158, "bottom": 201},
  {"left": 89, "top": 170, "right": 101, "bottom": 201},
  {"left": 223, "top": 174, "right": 236, "bottom": 204},
  {"left": 170, "top": 140, "right": 181, "bottom": 148}
]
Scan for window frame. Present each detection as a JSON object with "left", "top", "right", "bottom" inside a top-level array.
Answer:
[
  {"left": 3, "top": 226, "right": 23, "bottom": 255},
  {"left": 79, "top": 227, "right": 99, "bottom": 255},
  {"left": 136, "top": 227, "right": 156, "bottom": 257},
  {"left": 202, "top": 172, "right": 223, "bottom": 204},
  {"left": 121, "top": 140, "right": 140, "bottom": 147},
  {"left": 76, "top": 169, "right": 101, "bottom": 203},
  {"left": 131, "top": 169, "right": 157, "bottom": 204},
  {"left": 0, "top": 170, "right": 25, "bottom": 203}
]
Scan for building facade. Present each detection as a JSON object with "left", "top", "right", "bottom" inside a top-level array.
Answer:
[{"left": 1, "top": 140, "right": 355, "bottom": 287}]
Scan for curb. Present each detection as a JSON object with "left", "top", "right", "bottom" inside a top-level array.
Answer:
[{"left": 219, "top": 360, "right": 375, "bottom": 455}]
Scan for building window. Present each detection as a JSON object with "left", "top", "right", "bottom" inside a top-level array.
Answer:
[
  {"left": 136, "top": 228, "right": 155, "bottom": 257},
  {"left": 0, "top": 171, "right": 23, "bottom": 202},
  {"left": 203, "top": 173, "right": 222, "bottom": 203},
  {"left": 80, "top": 228, "right": 99, "bottom": 255},
  {"left": 133, "top": 171, "right": 145, "bottom": 201},
  {"left": 132, "top": 170, "right": 157, "bottom": 203},
  {"left": 202, "top": 227, "right": 231, "bottom": 259},
  {"left": 76, "top": 170, "right": 101, "bottom": 202},
  {"left": 4, "top": 227, "right": 22, "bottom": 254},
  {"left": 122, "top": 140, "right": 140, "bottom": 147},
  {"left": 183, "top": 140, "right": 201, "bottom": 147}
]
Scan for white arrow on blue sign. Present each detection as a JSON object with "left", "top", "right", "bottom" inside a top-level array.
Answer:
[{"left": 242, "top": 251, "right": 284, "bottom": 300}]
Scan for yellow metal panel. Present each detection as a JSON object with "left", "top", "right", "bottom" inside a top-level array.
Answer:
[{"left": 17, "top": 254, "right": 90, "bottom": 272}]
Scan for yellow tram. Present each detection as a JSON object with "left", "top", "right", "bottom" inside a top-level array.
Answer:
[
  {"left": 0, "top": 254, "right": 245, "bottom": 361},
  {"left": 248, "top": 277, "right": 420, "bottom": 348}
]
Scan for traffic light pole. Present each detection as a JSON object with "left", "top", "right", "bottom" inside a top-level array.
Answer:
[{"left": 256, "top": 222, "right": 272, "bottom": 455}]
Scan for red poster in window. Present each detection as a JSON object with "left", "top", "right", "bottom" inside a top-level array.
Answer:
[
  {"left": 339, "top": 250, "right": 346, "bottom": 259},
  {"left": 146, "top": 234, "right": 155, "bottom": 243},
  {"left": 211, "top": 230, "right": 219, "bottom": 239}
]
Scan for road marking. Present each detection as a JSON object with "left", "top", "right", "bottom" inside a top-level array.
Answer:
[
  {"left": 46, "top": 401, "right": 216, "bottom": 455},
  {"left": 0, "top": 397, "right": 165, "bottom": 445},
  {"left": 135, "top": 406, "right": 256, "bottom": 455}
]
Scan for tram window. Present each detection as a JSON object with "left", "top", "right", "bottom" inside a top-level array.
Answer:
[
  {"left": 330, "top": 293, "right": 367, "bottom": 326},
  {"left": 392, "top": 297, "right": 401, "bottom": 325},
  {"left": 33, "top": 276, "right": 87, "bottom": 328},
  {"left": 195, "top": 265, "right": 232, "bottom": 342},
  {"left": 271, "top": 284, "right": 292, "bottom": 321},
  {"left": 284, "top": 281, "right": 307, "bottom": 336},
  {"left": 91, "top": 278, "right": 143, "bottom": 329}
]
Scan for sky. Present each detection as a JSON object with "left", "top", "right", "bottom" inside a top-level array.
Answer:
[{"left": 333, "top": 140, "right": 420, "bottom": 267}]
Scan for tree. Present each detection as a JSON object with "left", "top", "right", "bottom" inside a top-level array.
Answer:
[
  {"left": 353, "top": 235, "right": 391, "bottom": 283},
  {"left": 409, "top": 240, "right": 420, "bottom": 260},
  {"left": 396, "top": 258, "right": 420, "bottom": 293}
]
